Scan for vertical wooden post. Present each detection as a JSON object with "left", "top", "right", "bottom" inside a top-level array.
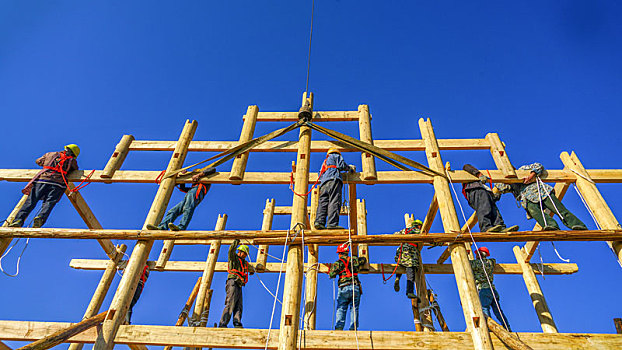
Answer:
[
  {"left": 513, "top": 246, "right": 558, "bottom": 333},
  {"left": 101, "top": 134, "right": 135, "bottom": 179},
  {"left": 419, "top": 118, "right": 493, "bottom": 350},
  {"left": 94, "top": 120, "right": 197, "bottom": 350},
  {"left": 229, "top": 105, "right": 259, "bottom": 181},
  {"left": 356, "top": 199, "right": 369, "bottom": 270},
  {"left": 358, "top": 104, "right": 377, "bottom": 180},
  {"left": 0, "top": 194, "right": 28, "bottom": 257},
  {"left": 256, "top": 199, "right": 276, "bottom": 271},
  {"left": 67, "top": 245, "right": 127, "bottom": 350},
  {"left": 347, "top": 183, "right": 357, "bottom": 234},
  {"left": 404, "top": 214, "right": 434, "bottom": 332},
  {"left": 560, "top": 152, "right": 622, "bottom": 265},
  {"left": 304, "top": 188, "right": 320, "bottom": 330},
  {"left": 278, "top": 92, "right": 313, "bottom": 350},
  {"left": 485, "top": 133, "right": 516, "bottom": 178}
]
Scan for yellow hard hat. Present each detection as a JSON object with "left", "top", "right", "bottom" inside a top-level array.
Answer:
[
  {"left": 327, "top": 147, "right": 341, "bottom": 155},
  {"left": 237, "top": 245, "right": 250, "bottom": 255},
  {"left": 65, "top": 144, "right": 80, "bottom": 157}
]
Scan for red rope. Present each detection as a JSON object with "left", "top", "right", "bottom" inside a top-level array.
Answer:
[
  {"left": 155, "top": 170, "right": 166, "bottom": 184},
  {"left": 289, "top": 170, "right": 322, "bottom": 198},
  {"left": 381, "top": 244, "right": 403, "bottom": 283},
  {"left": 486, "top": 169, "right": 493, "bottom": 189},
  {"left": 70, "top": 170, "right": 95, "bottom": 193}
]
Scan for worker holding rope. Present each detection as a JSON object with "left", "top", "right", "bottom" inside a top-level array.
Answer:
[
  {"left": 313, "top": 148, "right": 356, "bottom": 230},
  {"left": 392, "top": 220, "right": 423, "bottom": 302},
  {"left": 9, "top": 144, "right": 80, "bottom": 228},
  {"left": 495, "top": 162, "right": 587, "bottom": 231},
  {"left": 328, "top": 242, "right": 366, "bottom": 330}
]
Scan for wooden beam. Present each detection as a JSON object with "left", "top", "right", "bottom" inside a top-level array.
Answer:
[
  {"left": 94, "top": 120, "right": 197, "bottom": 350},
  {"left": 274, "top": 206, "right": 349, "bottom": 216},
  {"left": 0, "top": 194, "right": 28, "bottom": 258},
  {"left": 230, "top": 105, "right": 259, "bottom": 181},
  {"left": 486, "top": 317, "right": 533, "bottom": 350},
  {"left": 485, "top": 133, "right": 516, "bottom": 178},
  {"left": 256, "top": 110, "right": 358, "bottom": 122},
  {"left": 3, "top": 321, "right": 622, "bottom": 350},
  {"left": 101, "top": 135, "right": 134, "bottom": 179},
  {"left": 347, "top": 184, "right": 357, "bottom": 234},
  {"left": 419, "top": 117, "right": 493, "bottom": 350},
  {"left": 615, "top": 318, "right": 622, "bottom": 334},
  {"left": 436, "top": 212, "right": 478, "bottom": 264},
  {"left": 513, "top": 246, "right": 558, "bottom": 333},
  {"left": 358, "top": 105, "right": 377, "bottom": 180},
  {"left": 256, "top": 199, "right": 276, "bottom": 271},
  {"left": 169, "top": 276, "right": 202, "bottom": 330},
  {"left": 127, "top": 345, "right": 148, "bottom": 350},
  {"left": 421, "top": 194, "right": 438, "bottom": 234},
  {"left": 16, "top": 311, "right": 107, "bottom": 350},
  {"left": 356, "top": 199, "right": 369, "bottom": 269}
]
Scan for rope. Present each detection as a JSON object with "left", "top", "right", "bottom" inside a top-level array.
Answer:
[
  {"left": 264, "top": 229, "right": 290, "bottom": 350},
  {"left": 534, "top": 177, "right": 571, "bottom": 263},
  {"left": 0, "top": 212, "right": 38, "bottom": 277},
  {"left": 155, "top": 170, "right": 166, "bottom": 184},
  {"left": 343, "top": 184, "right": 360, "bottom": 350},
  {"left": 380, "top": 248, "right": 401, "bottom": 283},
  {"left": 304, "top": 0, "right": 315, "bottom": 95},
  {"left": 70, "top": 170, "right": 95, "bottom": 193}
]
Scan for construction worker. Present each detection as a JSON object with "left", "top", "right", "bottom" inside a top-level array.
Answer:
[
  {"left": 469, "top": 246, "right": 511, "bottom": 331},
  {"left": 329, "top": 242, "right": 367, "bottom": 330},
  {"left": 146, "top": 167, "right": 216, "bottom": 231},
  {"left": 9, "top": 144, "right": 80, "bottom": 228},
  {"left": 314, "top": 148, "right": 356, "bottom": 230},
  {"left": 462, "top": 164, "right": 519, "bottom": 232},
  {"left": 218, "top": 239, "right": 252, "bottom": 328},
  {"left": 393, "top": 219, "right": 423, "bottom": 301},
  {"left": 495, "top": 162, "right": 587, "bottom": 231},
  {"left": 126, "top": 263, "right": 150, "bottom": 325}
]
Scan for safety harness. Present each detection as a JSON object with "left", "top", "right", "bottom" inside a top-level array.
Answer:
[
  {"left": 338, "top": 256, "right": 358, "bottom": 280},
  {"left": 139, "top": 265, "right": 149, "bottom": 284},
  {"left": 290, "top": 155, "right": 338, "bottom": 197},
  {"left": 228, "top": 257, "right": 249, "bottom": 284}
]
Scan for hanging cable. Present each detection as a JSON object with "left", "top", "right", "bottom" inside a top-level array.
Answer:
[
  {"left": 304, "top": 0, "right": 315, "bottom": 94},
  {"left": 343, "top": 183, "right": 360, "bottom": 350}
]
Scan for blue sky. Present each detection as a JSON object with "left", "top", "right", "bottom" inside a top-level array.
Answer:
[{"left": 1, "top": 1, "right": 622, "bottom": 347}]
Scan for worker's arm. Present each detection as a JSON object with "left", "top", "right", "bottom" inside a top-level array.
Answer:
[
  {"left": 229, "top": 239, "right": 240, "bottom": 261},
  {"left": 35, "top": 153, "right": 50, "bottom": 167},
  {"left": 69, "top": 158, "right": 79, "bottom": 172},
  {"left": 328, "top": 260, "right": 343, "bottom": 279},
  {"left": 334, "top": 154, "right": 350, "bottom": 172},
  {"left": 518, "top": 163, "right": 544, "bottom": 184},
  {"left": 191, "top": 167, "right": 217, "bottom": 182},
  {"left": 463, "top": 164, "right": 488, "bottom": 183}
]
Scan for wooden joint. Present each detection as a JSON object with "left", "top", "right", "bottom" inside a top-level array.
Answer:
[
  {"left": 498, "top": 150, "right": 505, "bottom": 156},
  {"left": 210, "top": 249, "right": 215, "bottom": 254},
  {"left": 473, "top": 316, "right": 480, "bottom": 328},
  {"left": 285, "top": 315, "right": 292, "bottom": 326},
  {"left": 300, "top": 154, "right": 306, "bottom": 159},
  {"left": 112, "top": 152, "right": 119, "bottom": 158},
  {"left": 174, "top": 153, "right": 180, "bottom": 158},
  {"left": 107, "top": 310, "right": 116, "bottom": 320},
  {"left": 431, "top": 152, "right": 437, "bottom": 158}
]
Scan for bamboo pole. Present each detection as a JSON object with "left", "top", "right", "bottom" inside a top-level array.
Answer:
[
  {"left": 101, "top": 134, "right": 135, "bottom": 179},
  {"left": 357, "top": 105, "right": 377, "bottom": 180},
  {"left": 304, "top": 188, "right": 320, "bottom": 330},
  {"left": 229, "top": 105, "right": 259, "bottom": 181},
  {"left": 0, "top": 194, "right": 28, "bottom": 257},
  {"left": 162, "top": 277, "right": 202, "bottom": 350},
  {"left": 487, "top": 317, "right": 533, "bottom": 350},
  {"left": 278, "top": 92, "right": 313, "bottom": 350},
  {"left": 94, "top": 119, "right": 197, "bottom": 350},
  {"left": 419, "top": 118, "right": 493, "bottom": 350},
  {"left": 17, "top": 311, "right": 107, "bottom": 350},
  {"left": 256, "top": 199, "right": 276, "bottom": 271},
  {"left": 411, "top": 298, "right": 423, "bottom": 332},
  {"left": 68, "top": 245, "right": 127, "bottom": 350}
]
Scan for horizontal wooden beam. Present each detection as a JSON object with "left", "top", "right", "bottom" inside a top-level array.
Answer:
[
  {"left": 129, "top": 139, "right": 491, "bottom": 152},
  {"left": 274, "top": 206, "right": 349, "bottom": 216},
  {"left": 2, "top": 321, "right": 621, "bottom": 349},
  {"left": 256, "top": 111, "right": 360, "bottom": 122},
  {"left": 70, "top": 259, "right": 578, "bottom": 275}
]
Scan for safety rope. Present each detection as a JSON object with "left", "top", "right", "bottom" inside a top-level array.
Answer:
[
  {"left": 380, "top": 247, "right": 401, "bottom": 283},
  {"left": 343, "top": 184, "right": 360, "bottom": 350},
  {"left": 535, "top": 176, "right": 571, "bottom": 263},
  {"left": 0, "top": 211, "right": 38, "bottom": 277}
]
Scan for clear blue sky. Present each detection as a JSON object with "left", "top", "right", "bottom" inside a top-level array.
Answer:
[{"left": 1, "top": 1, "right": 622, "bottom": 348}]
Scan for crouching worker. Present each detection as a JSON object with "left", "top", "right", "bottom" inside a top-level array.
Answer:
[
  {"left": 146, "top": 167, "right": 216, "bottom": 231},
  {"left": 393, "top": 219, "right": 423, "bottom": 301},
  {"left": 125, "top": 263, "right": 150, "bottom": 324},
  {"left": 329, "top": 242, "right": 367, "bottom": 330},
  {"left": 314, "top": 148, "right": 356, "bottom": 230},
  {"left": 469, "top": 247, "right": 511, "bottom": 331},
  {"left": 10, "top": 144, "right": 80, "bottom": 228},
  {"left": 218, "top": 239, "right": 252, "bottom": 328}
]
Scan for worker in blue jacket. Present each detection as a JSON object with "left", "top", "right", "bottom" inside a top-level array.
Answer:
[{"left": 314, "top": 148, "right": 355, "bottom": 230}]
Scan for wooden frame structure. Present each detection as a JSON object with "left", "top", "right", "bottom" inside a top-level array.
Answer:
[{"left": 1, "top": 92, "right": 622, "bottom": 350}]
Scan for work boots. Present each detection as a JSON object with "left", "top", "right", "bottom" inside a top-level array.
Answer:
[
  {"left": 168, "top": 223, "right": 181, "bottom": 231},
  {"left": 394, "top": 278, "right": 400, "bottom": 292},
  {"left": 487, "top": 225, "right": 505, "bottom": 232},
  {"left": 502, "top": 225, "right": 519, "bottom": 232},
  {"left": 8, "top": 219, "right": 23, "bottom": 228}
]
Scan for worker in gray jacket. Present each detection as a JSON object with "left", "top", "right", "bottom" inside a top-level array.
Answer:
[{"left": 314, "top": 148, "right": 355, "bottom": 230}]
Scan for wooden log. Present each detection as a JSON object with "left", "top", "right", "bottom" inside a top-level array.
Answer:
[
  {"left": 347, "top": 183, "right": 357, "bottom": 234},
  {"left": 256, "top": 199, "right": 276, "bottom": 271},
  {"left": 230, "top": 105, "right": 259, "bottom": 181},
  {"left": 358, "top": 105, "right": 377, "bottom": 180},
  {"left": 162, "top": 277, "right": 202, "bottom": 350},
  {"left": 0, "top": 194, "right": 28, "bottom": 258},
  {"left": 513, "top": 246, "right": 557, "bottom": 333},
  {"left": 94, "top": 120, "right": 197, "bottom": 350},
  {"left": 274, "top": 206, "right": 349, "bottom": 216},
  {"left": 487, "top": 317, "right": 533, "bottom": 350},
  {"left": 101, "top": 135, "right": 134, "bottom": 179},
  {"left": 256, "top": 110, "right": 358, "bottom": 122},
  {"left": 16, "top": 311, "right": 107, "bottom": 350},
  {"left": 422, "top": 194, "right": 438, "bottom": 234},
  {"left": 356, "top": 199, "right": 369, "bottom": 269},
  {"left": 128, "top": 345, "right": 148, "bottom": 350},
  {"left": 485, "top": 133, "right": 516, "bottom": 178},
  {"left": 419, "top": 117, "right": 493, "bottom": 350},
  {"left": 436, "top": 212, "right": 478, "bottom": 264},
  {"left": 411, "top": 298, "right": 423, "bottom": 332}
]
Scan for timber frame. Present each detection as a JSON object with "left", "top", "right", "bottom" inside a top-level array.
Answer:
[{"left": 1, "top": 92, "right": 622, "bottom": 350}]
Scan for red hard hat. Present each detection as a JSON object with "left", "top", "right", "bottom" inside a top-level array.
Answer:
[
  {"left": 476, "top": 247, "right": 490, "bottom": 257},
  {"left": 337, "top": 242, "right": 350, "bottom": 254}
]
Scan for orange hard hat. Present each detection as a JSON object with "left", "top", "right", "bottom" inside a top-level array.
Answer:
[{"left": 476, "top": 247, "right": 490, "bottom": 257}]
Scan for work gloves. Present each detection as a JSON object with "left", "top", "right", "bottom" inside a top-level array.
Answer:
[
  {"left": 478, "top": 174, "right": 490, "bottom": 184},
  {"left": 348, "top": 164, "right": 356, "bottom": 173}
]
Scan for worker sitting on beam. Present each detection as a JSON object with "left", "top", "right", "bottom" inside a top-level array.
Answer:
[
  {"left": 470, "top": 246, "right": 511, "bottom": 331},
  {"left": 393, "top": 219, "right": 423, "bottom": 302},
  {"left": 314, "top": 148, "right": 356, "bottom": 230},
  {"left": 495, "top": 162, "right": 587, "bottom": 231},
  {"left": 462, "top": 163, "right": 519, "bottom": 233},
  {"left": 329, "top": 242, "right": 366, "bottom": 330},
  {"left": 147, "top": 167, "right": 216, "bottom": 231}
]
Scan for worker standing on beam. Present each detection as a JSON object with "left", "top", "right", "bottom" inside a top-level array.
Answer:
[
  {"left": 125, "top": 263, "right": 150, "bottom": 324},
  {"left": 495, "top": 162, "right": 587, "bottom": 231},
  {"left": 462, "top": 164, "right": 519, "bottom": 232},
  {"left": 9, "top": 144, "right": 80, "bottom": 228},
  {"left": 146, "top": 167, "right": 216, "bottom": 231},
  {"left": 329, "top": 242, "right": 366, "bottom": 330},
  {"left": 392, "top": 219, "right": 423, "bottom": 301},
  {"left": 218, "top": 239, "right": 252, "bottom": 328},
  {"left": 469, "top": 247, "right": 511, "bottom": 331},
  {"left": 314, "top": 148, "right": 356, "bottom": 230}
]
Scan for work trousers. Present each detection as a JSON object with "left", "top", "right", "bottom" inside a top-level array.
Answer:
[
  {"left": 315, "top": 179, "right": 343, "bottom": 228},
  {"left": 335, "top": 284, "right": 361, "bottom": 330},
  {"left": 479, "top": 288, "right": 511, "bottom": 331},
  {"left": 158, "top": 186, "right": 205, "bottom": 230},
  {"left": 127, "top": 281, "right": 144, "bottom": 325},
  {"left": 15, "top": 182, "right": 65, "bottom": 226},
  {"left": 525, "top": 194, "right": 586, "bottom": 230},
  {"left": 219, "top": 278, "right": 243, "bottom": 328},
  {"left": 465, "top": 188, "right": 504, "bottom": 232},
  {"left": 396, "top": 266, "right": 419, "bottom": 296}
]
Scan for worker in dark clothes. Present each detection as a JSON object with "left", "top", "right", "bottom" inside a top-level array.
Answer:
[
  {"left": 462, "top": 164, "right": 518, "bottom": 233},
  {"left": 125, "top": 264, "right": 150, "bottom": 325},
  {"left": 393, "top": 220, "right": 423, "bottom": 301},
  {"left": 469, "top": 247, "right": 511, "bottom": 331},
  {"left": 329, "top": 242, "right": 367, "bottom": 330},
  {"left": 314, "top": 148, "right": 356, "bottom": 230},
  {"left": 146, "top": 167, "right": 216, "bottom": 231},
  {"left": 10, "top": 144, "right": 80, "bottom": 228},
  {"left": 218, "top": 239, "right": 253, "bottom": 328}
]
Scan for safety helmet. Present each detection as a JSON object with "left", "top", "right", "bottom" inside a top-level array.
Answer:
[
  {"left": 237, "top": 245, "right": 250, "bottom": 255},
  {"left": 65, "top": 144, "right": 80, "bottom": 157},
  {"left": 476, "top": 247, "right": 490, "bottom": 257},
  {"left": 410, "top": 219, "right": 423, "bottom": 228},
  {"left": 327, "top": 147, "right": 341, "bottom": 155},
  {"left": 336, "top": 242, "right": 350, "bottom": 254}
]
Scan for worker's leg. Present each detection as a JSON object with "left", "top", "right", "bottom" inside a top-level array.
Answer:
[
  {"left": 478, "top": 288, "right": 493, "bottom": 318},
  {"left": 405, "top": 266, "right": 415, "bottom": 296},
  {"left": 178, "top": 187, "right": 204, "bottom": 230},
  {"left": 326, "top": 180, "right": 343, "bottom": 228},
  {"left": 466, "top": 188, "right": 504, "bottom": 232},
  {"left": 334, "top": 285, "right": 351, "bottom": 330},
  {"left": 127, "top": 281, "right": 144, "bottom": 325},
  {"left": 315, "top": 182, "right": 331, "bottom": 228},
  {"left": 394, "top": 273, "right": 401, "bottom": 292},
  {"left": 158, "top": 198, "right": 185, "bottom": 230},
  {"left": 348, "top": 284, "right": 361, "bottom": 331},
  {"left": 526, "top": 201, "right": 559, "bottom": 230},
  {"left": 37, "top": 183, "right": 65, "bottom": 225},
  {"left": 232, "top": 283, "right": 243, "bottom": 328},
  {"left": 544, "top": 195, "right": 587, "bottom": 230},
  {"left": 218, "top": 279, "right": 237, "bottom": 327},
  {"left": 13, "top": 183, "right": 43, "bottom": 225},
  {"left": 490, "top": 289, "right": 511, "bottom": 331}
]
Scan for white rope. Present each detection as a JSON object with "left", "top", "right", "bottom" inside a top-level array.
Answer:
[
  {"left": 0, "top": 214, "right": 37, "bottom": 278},
  {"left": 344, "top": 183, "right": 360, "bottom": 350},
  {"left": 534, "top": 177, "right": 571, "bottom": 263},
  {"left": 570, "top": 169, "right": 596, "bottom": 184},
  {"left": 298, "top": 225, "right": 307, "bottom": 350},
  {"left": 264, "top": 229, "right": 290, "bottom": 350}
]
